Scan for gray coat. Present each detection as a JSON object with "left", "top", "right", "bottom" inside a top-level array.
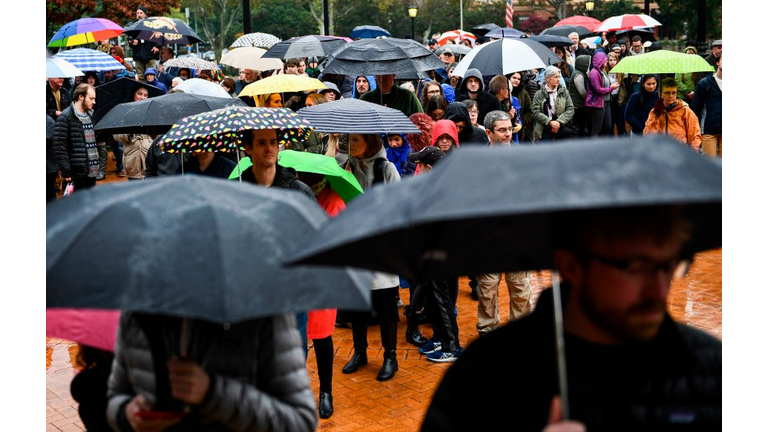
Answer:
[{"left": 106, "top": 313, "right": 317, "bottom": 431}]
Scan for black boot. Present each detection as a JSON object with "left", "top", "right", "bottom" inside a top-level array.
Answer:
[
  {"left": 377, "top": 350, "right": 398, "bottom": 381},
  {"left": 318, "top": 391, "right": 333, "bottom": 419},
  {"left": 342, "top": 350, "right": 368, "bottom": 374},
  {"left": 377, "top": 322, "right": 399, "bottom": 381},
  {"left": 343, "top": 323, "right": 368, "bottom": 374},
  {"left": 405, "top": 305, "right": 428, "bottom": 347}
]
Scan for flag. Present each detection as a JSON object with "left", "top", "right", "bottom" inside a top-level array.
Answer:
[{"left": 506, "top": 0, "right": 515, "bottom": 28}]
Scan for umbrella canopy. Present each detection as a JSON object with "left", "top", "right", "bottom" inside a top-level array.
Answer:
[
  {"left": 53, "top": 47, "right": 125, "bottom": 72},
  {"left": 239, "top": 75, "right": 326, "bottom": 97},
  {"left": 484, "top": 27, "right": 526, "bottom": 39},
  {"left": 528, "top": 35, "right": 574, "bottom": 48},
  {"left": 288, "top": 136, "right": 722, "bottom": 283},
  {"left": 471, "top": 23, "right": 501, "bottom": 38},
  {"left": 452, "top": 38, "right": 563, "bottom": 77},
  {"left": 163, "top": 57, "right": 218, "bottom": 70},
  {"left": 349, "top": 25, "right": 391, "bottom": 39},
  {"left": 554, "top": 16, "right": 602, "bottom": 32},
  {"left": 93, "top": 77, "right": 164, "bottom": 124},
  {"left": 610, "top": 50, "right": 715, "bottom": 75},
  {"left": 174, "top": 78, "right": 231, "bottom": 98},
  {"left": 123, "top": 16, "right": 203, "bottom": 45},
  {"left": 434, "top": 44, "right": 472, "bottom": 56},
  {"left": 615, "top": 28, "right": 657, "bottom": 43},
  {"left": 321, "top": 37, "right": 445, "bottom": 79},
  {"left": 228, "top": 150, "right": 364, "bottom": 203},
  {"left": 46, "top": 176, "right": 372, "bottom": 324},
  {"left": 160, "top": 106, "right": 313, "bottom": 153},
  {"left": 46, "top": 56, "right": 84, "bottom": 78},
  {"left": 94, "top": 92, "right": 247, "bottom": 135},
  {"left": 297, "top": 98, "right": 421, "bottom": 134},
  {"left": 219, "top": 47, "right": 284, "bottom": 71},
  {"left": 230, "top": 32, "right": 282, "bottom": 49},
  {"left": 46, "top": 309, "right": 120, "bottom": 352},
  {"left": 48, "top": 17, "right": 124, "bottom": 48},
  {"left": 437, "top": 30, "right": 477, "bottom": 47},
  {"left": 595, "top": 14, "right": 662, "bottom": 32},
  {"left": 540, "top": 25, "right": 594, "bottom": 39},
  {"left": 263, "top": 35, "right": 348, "bottom": 59}
]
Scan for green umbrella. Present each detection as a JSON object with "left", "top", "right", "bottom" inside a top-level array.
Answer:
[
  {"left": 229, "top": 150, "right": 364, "bottom": 203},
  {"left": 610, "top": 50, "right": 715, "bottom": 75}
]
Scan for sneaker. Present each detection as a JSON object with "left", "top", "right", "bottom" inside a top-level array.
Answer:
[
  {"left": 396, "top": 299, "right": 404, "bottom": 308},
  {"left": 419, "top": 338, "right": 441, "bottom": 355},
  {"left": 426, "top": 348, "right": 462, "bottom": 363}
]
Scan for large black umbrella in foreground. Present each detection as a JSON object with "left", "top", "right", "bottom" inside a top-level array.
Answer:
[
  {"left": 47, "top": 175, "right": 372, "bottom": 324},
  {"left": 94, "top": 92, "right": 247, "bottom": 135},
  {"left": 288, "top": 135, "right": 721, "bottom": 419},
  {"left": 321, "top": 37, "right": 445, "bottom": 79},
  {"left": 289, "top": 136, "right": 721, "bottom": 281}
]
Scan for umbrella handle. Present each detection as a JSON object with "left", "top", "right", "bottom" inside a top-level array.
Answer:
[
  {"left": 236, "top": 150, "right": 242, "bottom": 182},
  {"left": 551, "top": 271, "right": 570, "bottom": 420},
  {"left": 180, "top": 154, "right": 185, "bottom": 176},
  {"left": 180, "top": 317, "right": 188, "bottom": 358}
]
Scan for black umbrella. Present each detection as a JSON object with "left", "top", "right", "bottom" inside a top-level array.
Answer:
[
  {"left": 123, "top": 16, "right": 203, "bottom": 45},
  {"left": 288, "top": 136, "right": 721, "bottom": 420},
  {"left": 289, "top": 136, "right": 721, "bottom": 282},
  {"left": 484, "top": 27, "right": 525, "bottom": 39},
  {"left": 540, "top": 25, "right": 595, "bottom": 39},
  {"left": 321, "top": 38, "right": 445, "bottom": 79},
  {"left": 615, "top": 28, "right": 657, "bottom": 43},
  {"left": 94, "top": 92, "right": 247, "bottom": 135},
  {"left": 93, "top": 77, "right": 164, "bottom": 125},
  {"left": 47, "top": 175, "right": 372, "bottom": 324},
  {"left": 263, "top": 35, "right": 348, "bottom": 60},
  {"left": 471, "top": 23, "right": 501, "bottom": 39},
  {"left": 297, "top": 98, "right": 421, "bottom": 134},
  {"left": 528, "top": 35, "right": 575, "bottom": 48}
]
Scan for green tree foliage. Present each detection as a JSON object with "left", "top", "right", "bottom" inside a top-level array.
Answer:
[
  {"left": 189, "top": 0, "right": 243, "bottom": 59},
  {"left": 657, "top": 0, "right": 721, "bottom": 40},
  {"left": 252, "top": 0, "right": 316, "bottom": 40}
]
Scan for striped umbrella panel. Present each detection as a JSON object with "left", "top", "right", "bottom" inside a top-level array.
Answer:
[
  {"left": 48, "top": 18, "right": 124, "bottom": 47},
  {"left": 54, "top": 48, "right": 125, "bottom": 72},
  {"left": 298, "top": 98, "right": 421, "bottom": 134}
]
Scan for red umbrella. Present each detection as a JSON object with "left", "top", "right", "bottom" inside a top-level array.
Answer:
[
  {"left": 554, "top": 16, "right": 602, "bottom": 32},
  {"left": 437, "top": 30, "right": 477, "bottom": 47},
  {"left": 46, "top": 309, "right": 120, "bottom": 352}
]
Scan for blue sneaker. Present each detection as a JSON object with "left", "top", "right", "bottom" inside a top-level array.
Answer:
[
  {"left": 419, "top": 338, "right": 441, "bottom": 355},
  {"left": 426, "top": 347, "right": 462, "bottom": 363}
]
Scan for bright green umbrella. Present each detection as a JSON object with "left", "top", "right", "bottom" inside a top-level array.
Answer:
[
  {"left": 610, "top": 50, "right": 715, "bottom": 75},
  {"left": 229, "top": 150, "right": 364, "bottom": 203}
]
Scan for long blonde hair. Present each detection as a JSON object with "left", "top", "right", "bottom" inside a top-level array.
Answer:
[{"left": 255, "top": 93, "right": 282, "bottom": 107}]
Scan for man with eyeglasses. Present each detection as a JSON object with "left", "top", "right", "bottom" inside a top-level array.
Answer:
[
  {"left": 643, "top": 78, "right": 702, "bottom": 151},
  {"left": 629, "top": 35, "right": 645, "bottom": 56},
  {"left": 423, "top": 205, "right": 721, "bottom": 431}
]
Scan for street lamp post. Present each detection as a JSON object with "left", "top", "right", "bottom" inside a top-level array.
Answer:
[
  {"left": 408, "top": 6, "right": 419, "bottom": 41},
  {"left": 585, "top": 0, "right": 594, "bottom": 17}
]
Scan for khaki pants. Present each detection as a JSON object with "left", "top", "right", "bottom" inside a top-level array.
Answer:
[
  {"left": 476, "top": 271, "right": 532, "bottom": 334},
  {"left": 123, "top": 139, "right": 151, "bottom": 180},
  {"left": 134, "top": 59, "right": 157, "bottom": 82},
  {"left": 702, "top": 134, "right": 722, "bottom": 157}
]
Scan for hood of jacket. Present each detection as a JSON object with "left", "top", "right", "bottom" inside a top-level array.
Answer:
[
  {"left": 652, "top": 98, "right": 689, "bottom": 116},
  {"left": 431, "top": 119, "right": 460, "bottom": 147},
  {"left": 441, "top": 83, "right": 456, "bottom": 103},
  {"left": 443, "top": 102, "right": 473, "bottom": 141},
  {"left": 352, "top": 75, "right": 377, "bottom": 98},
  {"left": 459, "top": 68, "right": 484, "bottom": 94},
  {"left": 574, "top": 54, "right": 591, "bottom": 74},
  {"left": 592, "top": 51, "right": 608, "bottom": 71}
]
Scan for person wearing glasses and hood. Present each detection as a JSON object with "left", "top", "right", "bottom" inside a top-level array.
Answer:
[{"left": 455, "top": 68, "right": 501, "bottom": 125}]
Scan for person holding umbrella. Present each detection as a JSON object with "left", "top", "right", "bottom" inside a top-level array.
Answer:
[
  {"left": 643, "top": 78, "right": 702, "bottom": 151},
  {"left": 422, "top": 204, "right": 722, "bottom": 430},
  {"left": 113, "top": 85, "right": 156, "bottom": 181},
  {"left": 128, "top": 6, "right": 160, "bottom": 80},
  {"left": 340, "top": 133, "right": 402, "bottom": 382}
]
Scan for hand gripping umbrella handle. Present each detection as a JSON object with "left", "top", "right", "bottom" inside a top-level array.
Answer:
[{"left": 551, "top": 271, "right": 570, "bottom": 420}]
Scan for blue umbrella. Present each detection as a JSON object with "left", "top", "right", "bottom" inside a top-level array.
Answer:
[
  {"left": 54, "top": 48, "right": 125, "bottom": 72},
  {"left": 349, "top": 25, "right": 391, "bottom": 39}
]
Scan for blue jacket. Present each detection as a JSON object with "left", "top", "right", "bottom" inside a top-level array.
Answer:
[
  {"left": 381, "top": 133, "right": 416, "bottom": 177},
  {"left": 624, "top": 87, "right": 659, "bottom": 135},
  {"left": 691, "top": 75, "right": 722, "bottom": 135}
]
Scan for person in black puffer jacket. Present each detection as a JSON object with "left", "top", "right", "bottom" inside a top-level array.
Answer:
[
  {"left": 53, "top": 83, "right": 99, "bottom": 192},
  {"left": 443, "top": 102, "right": 490, "bottom": 146}
]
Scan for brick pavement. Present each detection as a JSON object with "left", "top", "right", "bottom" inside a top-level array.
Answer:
[{"left": 46, "top": 158, "right": 722, "bottom": 431}]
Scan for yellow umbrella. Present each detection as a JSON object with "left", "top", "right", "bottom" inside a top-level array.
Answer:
[{"left": 239, "top": 75, "right": 327, "bottom": 97}]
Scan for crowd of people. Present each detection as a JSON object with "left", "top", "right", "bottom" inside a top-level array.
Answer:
[{"left": 46, "top": 7, "right": 723, "bottom": 430}]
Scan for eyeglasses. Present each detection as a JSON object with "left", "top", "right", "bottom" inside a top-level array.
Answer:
[
  {"left": 493, "top": 127, "right": 513, "bottom": 134},
  {"left": 468, "top": 109, "right": 479, "bottom": 114},
  {"left": 581, "top": 251, "right": 691, "bottom": 280}
]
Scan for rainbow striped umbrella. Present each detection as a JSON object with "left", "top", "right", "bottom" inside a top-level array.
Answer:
[{"left": 48, "top": 17, "right": 124, "bottom": 48}]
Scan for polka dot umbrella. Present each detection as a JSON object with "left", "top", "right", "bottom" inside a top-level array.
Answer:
[
  {"left": 160, "top": 106, "right": 313, "bottom": 155},
  {"left": 609, "top": 50, "right": 715, "bottom": 75}
]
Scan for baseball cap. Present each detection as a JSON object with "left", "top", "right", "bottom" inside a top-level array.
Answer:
[
  {"left": 711, "top": 39, "right": 722, "bottom": 47},
  {"left": 408, "top": 146, "right": 446, "bottom": 166},
  {"left": 427, "top": 38, "right": 438, "bottom": 45}
]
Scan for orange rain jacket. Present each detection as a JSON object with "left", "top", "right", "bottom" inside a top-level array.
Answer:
[{"left": 644, "top": 98, "right": 702, "bottom": 150}]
